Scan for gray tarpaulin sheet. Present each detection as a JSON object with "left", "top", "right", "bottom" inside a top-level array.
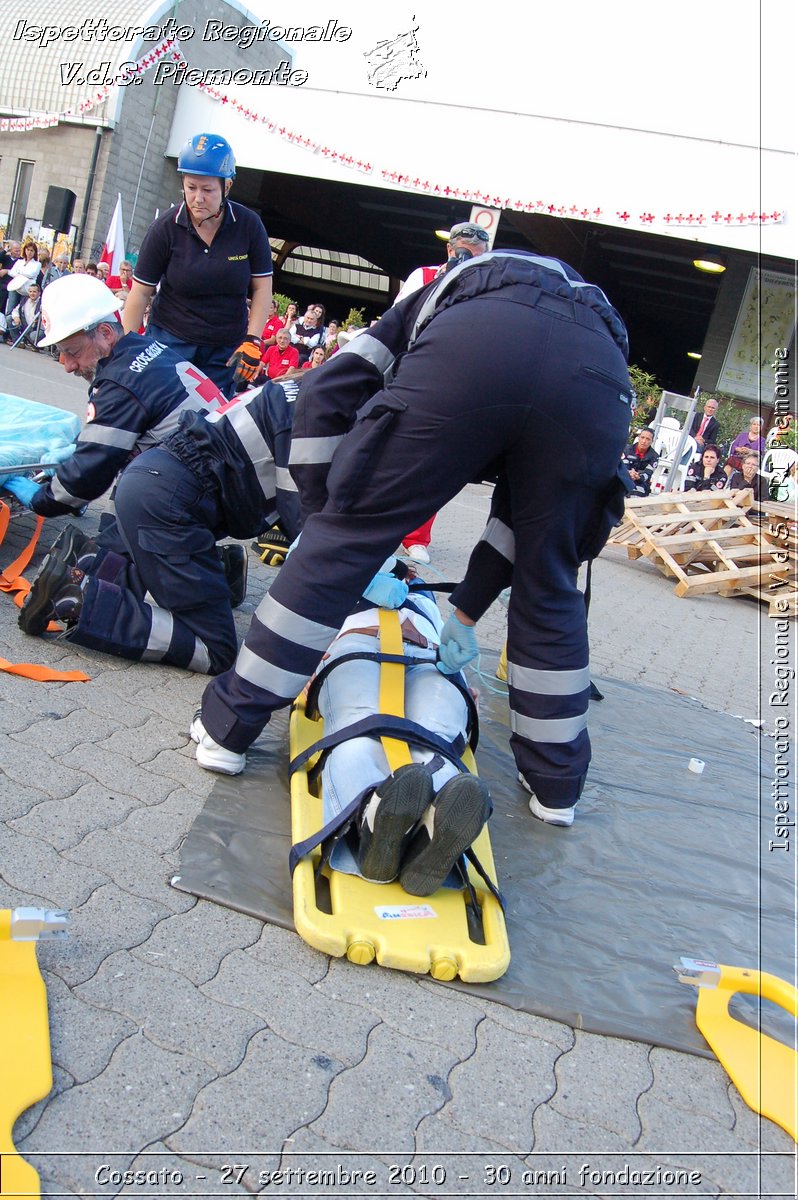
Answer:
[{"left": 174, "top": 666, "right": 792, "bottom": 1056}]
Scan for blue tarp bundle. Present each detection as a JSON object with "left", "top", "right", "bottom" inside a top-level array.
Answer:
[{"left": 0, "top": 393, "right": 79, "bottom": 486}]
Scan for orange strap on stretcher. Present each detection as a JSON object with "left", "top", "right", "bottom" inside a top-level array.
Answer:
[{"left": 0, "top": 499, "right": 90, "bottom": 682}]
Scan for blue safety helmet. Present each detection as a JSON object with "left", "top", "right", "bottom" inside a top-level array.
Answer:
[{"left": 177, "top": 133, "right": 236, "bottom": 180}]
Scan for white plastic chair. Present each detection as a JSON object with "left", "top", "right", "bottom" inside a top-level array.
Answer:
[{"left": 650, "top": 430, "right": 698, "bottom": 493}]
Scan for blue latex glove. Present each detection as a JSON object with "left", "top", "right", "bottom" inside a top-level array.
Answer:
[
  {"left": 437, "top": 612, "right": 479, "bottom": 675},
  {"left": 2, "top": 475, "right": 40, "bottom": 507},
  {"left": 363, "top": 571, "right": 409, "bottom": 610}
]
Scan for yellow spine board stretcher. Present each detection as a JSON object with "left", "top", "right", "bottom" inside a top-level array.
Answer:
[
  {"left": 290, "top": 609, "right": 510, "bottom": 982},
  {"left": 0, "top": 908, "right": 68, "bottom": 1199},
  {"left": 676, "top": 957, "right": 798, "bottom": 1143}
]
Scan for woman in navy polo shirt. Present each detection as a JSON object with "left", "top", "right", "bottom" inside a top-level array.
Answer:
[{"left": 122, "top": 133, "right": 273, "bottom": 395}]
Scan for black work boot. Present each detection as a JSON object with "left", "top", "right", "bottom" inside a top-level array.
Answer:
[
  {"left": 42, "top": 523, "right": 98, "bottom": 572},
  {"left": 357, "top": 764, "right": 434, "bottom": 883},
  {"left": 19, "top": 550, "right": 85, "bottom": 636}
]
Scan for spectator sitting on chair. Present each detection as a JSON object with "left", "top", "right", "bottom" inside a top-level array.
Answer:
[
  {"left": 302, "top": 346, "right": 327, "bottom": 370},
  {"left": 689, "top": 398, "right": 720, "bottom": 448},
  {"left": 4, "top": 241, "right": 39, "bottom": 327},
  {"left": 72, "top": 260, "right": 87, "bottom": 274},
  {"left": 728, "top": 450, "right": 768, "bottom": 502},
  {"left": 85, "top": 262, "right": 99, "bottom": 277},
  {"left": 620, "top": 427, "right": 659, "bottom": 496},
  {"left": 725, "top": 416, "right": 765, "bottom": 476},
  {"left": 684, "top": 444, "right": 726, "bottom": 492},
  {"left": 10, "top": 283, "right": 44, "bottom": 347},
  {"left": 262, "top": 327, "right": 299, "bottom": 379}
]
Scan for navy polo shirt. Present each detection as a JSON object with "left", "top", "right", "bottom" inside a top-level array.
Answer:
[{"left": 134, "top": 201, "right": 272, "bottom": 346}]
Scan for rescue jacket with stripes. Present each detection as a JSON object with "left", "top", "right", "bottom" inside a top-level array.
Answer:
[
  {"left": 165, "top": 377, "right": 300, "bottom": 541},
  {"left": 289, "top": 250, "right": 629, "bottom": 524},
  {"left": 30, "top": 332, "right": 228, "bottom": 518}
]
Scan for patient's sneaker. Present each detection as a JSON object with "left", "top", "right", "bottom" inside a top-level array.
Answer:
[
  {"left": 19, "top": 547, "right": 86, "bottom": 636},
  {"left": 357, "top": 763, "right": 434, "bottom": 883},
  {"left": 400, "top": 774, "right": 492, "bottom": 897},
  {"left": 190, "top": 710, "right": 246, "bottom": 775},
  {"left": 517, "top": 773, "right": 575, "bottom": 826}
]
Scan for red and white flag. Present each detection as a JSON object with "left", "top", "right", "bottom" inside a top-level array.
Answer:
[{"left": 99, "top": 193, "right": 125, "bottom": 278}]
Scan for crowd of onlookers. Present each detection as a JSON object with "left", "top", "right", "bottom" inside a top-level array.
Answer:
[
  {"left": 623, "top": 395, "right": 795, "bottom": 504},
  {"left": 0, "top": 237, "right": 137, "bottom": 349},
  {"left": 253, "top": 297, "right": 368, "bottom": 384}
]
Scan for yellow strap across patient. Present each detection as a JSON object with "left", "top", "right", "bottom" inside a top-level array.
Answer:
[
  {"left": 0, "top": 911, "right": 51, "bottom": 1198},
  {"left": 377, "top": 609, "right": 413, "bottom": 772}
]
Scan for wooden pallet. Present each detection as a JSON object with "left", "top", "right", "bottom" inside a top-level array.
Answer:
[{"left": 609, "top": 489, "right": 797, "bottom": 614}]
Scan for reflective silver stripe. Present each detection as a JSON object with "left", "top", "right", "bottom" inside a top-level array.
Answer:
[
  {"left": 51, "top": 476, "right": 91, "bottom": 506},
  {"left": 256, "top": 592, "right": 339, "bottom": 651},
  {"left": 234, "top": 645, "right": 309, "bottom": 698},
  {"left": 409, "top": 250, "right": 613, "bottom": 346},
  {"left": 336, "top": 332, "right": 396, "bottom": 375},
  {"left": 222, "top": 403, "right": 276, "bottom": 503},
  {"left": 141, "top": 604, "right": 174, "bottom": 661},
  {"left": 188, "top": 639, "right": 211, "bottom": 674},
  {"left": 288, "top": 434, "right": 344, "bottom": 466},
  {"left": 79, "top": 424, "right": 139, "bottom": 450},
  {"left": 276, "top": 466, "right": 298, "bottom": 492},
  {"left": 148, "top": 396, "right": 210, "bottom": 443},
  {"left": 481, "top": 517, "right": 515, "bottom": 563},
  {"left": 508, "top": 662, "right": 591, "bottom": 696},
  {"left": 510, "top": 709, "right": 588, "bottom": 743}
]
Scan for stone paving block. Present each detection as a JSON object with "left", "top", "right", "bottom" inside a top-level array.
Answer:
[
  {"left": 11, "top": 708, "right": 124, "bottom": 755},
  {"left": 0, "top": 740, "right": 86, "bottom": 800},
  {"left": 43, "top": 967, "right": 136, "bottom": 1085},
  {"left": 648, "top": 1046, "right": 736, "bottom": 1128},
  {"left": 437, "top": 986, "right": 574, "bottom": 1052},
  {"left": 310, "top": 1023, "right": 457, "bottom": 1152},
  {"left": 116, "top": 1144, "right": 250, "bottom": 1196},
  {"left": 1, "top": 777, "right": 49, "bottom": 820},
  {"left": 63, "top": 829, "right": 193, "bottom": 912},
  {"left": 556, "top": 1155, "right": 720, "bottom": 1197},
  {"left": 76, "top": 950, "right": 264, "bottom": 1075},
  {"left": 61, "top": 742, "right": 177, "bottom": 804},
  {"left": 99, "top": 713, "right": 187, "bottom": 764},
  {"left": 11, "top": 1063, "right": 73, "bottom": 1144},
  {"left": 115, "top": 788, "right": 207, "bottom": 853},
  {"left": 726, "top": 1084, "right": 796, "bottom": 1152},
  {"left": 131, "top": 683, "right": 207, "bottom": 725},
  {"left": 133, "top": 902, "right": 263, "bottom": 985},
  {"left": 44, "top": 882, "right": 173, "bottom": 988},
  {"left": 272, "top": 1127, "right": 409, "bottom": 1194},
  {"left": 317, "top": 957, "right": 484, "bottom": 1059},
  {"left": 1, "top": 825, "right": 109, "bottom": 909},
  {"left": 637, "top": 1095, "right": 758, "bottom": 1153},
  {"left": 9, "top": 782, "right": 138, "bottom": 851},
  {"left": 545, "top": 1030, "right": 652, "bottom": 1142},
  {"left": 19, "top": 1033, "right": 215, "bottom": 1198},
  {"left": 415, "top": 1111, "right": 530, "bottom": 1188},
  {"left": 2, "top": 694, "right": 78, "bottom": 733},
  {"left": 442, "top": 1016, "right": 561, "bottom": 1152},
  {"left": 203, "top": 949, "right": 376, "bottom": 1067},
  {"left": 168, "top": 1030, "right": 342, "bottom": 1184},
  {"left": 530, "top": 1104, "right": 633, "bottom": 1153},
  {"left": 245, "top": 921, "right": 330, "bottom": 984},
  {"left": 146, "top": 745, "right": 213, "bottom": 789}
]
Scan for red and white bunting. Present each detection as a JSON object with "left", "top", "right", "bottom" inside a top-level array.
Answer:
[{"left": 0, "top": 43, "right": 786, "bottom": 229}]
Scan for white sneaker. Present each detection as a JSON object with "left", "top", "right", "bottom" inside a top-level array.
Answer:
[
  {"left": 404, "top": 544, "right": 430, "bottom": 564},
  {"left": 190, "top": 712, "right": 246, "bottom": 775},
  {"left": 517, "top": 773, "right": 575, "bottom": 826}
]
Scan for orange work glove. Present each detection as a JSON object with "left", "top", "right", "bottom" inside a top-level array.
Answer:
[{"left": 227, "top": 335, "right": 264, "bottom": 386}]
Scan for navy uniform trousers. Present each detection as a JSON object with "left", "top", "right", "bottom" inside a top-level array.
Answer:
[
  {"left": 70, "top": 446, "right": 237, "bottom": 674},
  {"left": 201, "top": 286, "right": 632, "bottom": 805}
]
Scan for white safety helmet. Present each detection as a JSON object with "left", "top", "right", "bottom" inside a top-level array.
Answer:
[{"left": 38, "top": 275, "right": 122, "bottom": 347}]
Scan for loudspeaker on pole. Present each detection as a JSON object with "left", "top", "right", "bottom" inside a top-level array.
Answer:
[{"left": 42, "top": 187, "right": 77, "bottom": 232}]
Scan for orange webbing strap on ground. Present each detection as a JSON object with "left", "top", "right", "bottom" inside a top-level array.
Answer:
[{"left": 0, "top": 499, "right": 90, "bottom": 682}]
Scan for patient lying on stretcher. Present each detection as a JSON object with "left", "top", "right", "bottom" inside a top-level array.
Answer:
[{"left": 308, "top": 563, "right": 491, "bottom": 896}]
